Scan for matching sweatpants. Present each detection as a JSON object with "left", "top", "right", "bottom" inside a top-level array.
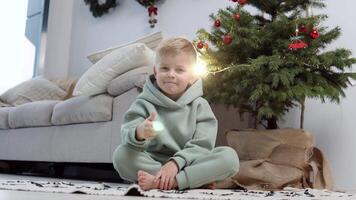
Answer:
[{"left": 112, "top": 144, "right": 239, "bottom": 190}]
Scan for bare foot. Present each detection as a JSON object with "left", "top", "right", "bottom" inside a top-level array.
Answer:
[
  {"left": 137, "top": 170, "right": 178, "bottom": 191},
  {"left": 200, "top": 182, "right": 216, "bottom": 190},
  {"left": 137, "top": 170, "right": 160, "bottom": 190}
]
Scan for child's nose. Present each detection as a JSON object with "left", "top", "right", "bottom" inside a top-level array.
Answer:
[{"left": 167, "top": 70, "right": 175, "bottom": 77}]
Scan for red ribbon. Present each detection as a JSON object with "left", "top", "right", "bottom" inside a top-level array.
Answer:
[{"left": 148, "top": 5, "right": 158, "bottom": 16}]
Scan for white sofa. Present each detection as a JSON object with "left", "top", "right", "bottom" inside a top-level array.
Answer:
[
  {"left": 0, "top": 32, "right": 162, "bottom": 164},
  {"left": 0, "top": 83, "right": 142, "bottom": 164}
]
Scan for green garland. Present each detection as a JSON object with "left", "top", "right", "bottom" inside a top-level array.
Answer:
[
  {"left": 84, "top": 0, "right": 163, "bottom": 18},
  {"left": 136, "top": 0, "right": 161, "bottom": 7},
  {"left": 84, "top": 0, "right": 118, "bottom": 18}
]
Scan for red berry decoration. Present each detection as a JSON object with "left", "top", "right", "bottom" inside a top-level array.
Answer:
[
  {"left": 238, "top": 0, "right": 247, "bottom": 6},
  {"left": 310, "top": 28, "right": 320, "bottom": 39},
  {"left": 214, "top": 19, "right": 221, "bottom": 27},
  {"left": 197, "top": 41, "right": 204, "bottom": 49},
  {"left": 299, "top": 25, "right": 307, "bottom": 33},
  {"left": 233, "top": 13, "right": 241, "bottom": 21},
  {"left": 223, "top": 34, "right": 233, "bottom": 45}
]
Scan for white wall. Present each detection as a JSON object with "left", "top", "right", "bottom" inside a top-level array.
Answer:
[
  {"left": 280, "top": 0, "right": 356, "bottom": 191},
  {"left": 44, "top": 0, "right": 74, "bottom": 78},
  {"left": 66, "top": 0, "right": 239, "bottom": 77},
  {"left": 44, "top": 0, "right": 356, "bottom": 190}
]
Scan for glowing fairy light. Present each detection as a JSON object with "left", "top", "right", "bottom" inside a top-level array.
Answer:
[
  {"left": 152, "top": 121, "right": 164, "bottom": 132},
  {"left": 193, "top": 58, "right": 208, "bottom": 77}
]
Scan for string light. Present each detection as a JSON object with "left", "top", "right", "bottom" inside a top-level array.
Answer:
[{"left": 193, "top": 58, "right": 208, "bottom": 77}]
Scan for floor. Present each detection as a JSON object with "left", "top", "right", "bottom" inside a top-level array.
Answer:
[{"left": 0, "top": 173, "right": 173, "bottom": 200}]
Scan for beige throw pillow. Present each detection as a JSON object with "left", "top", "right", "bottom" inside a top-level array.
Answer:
[
  {"left": 73, "top": 43, "right": 155, "bottom": 96},
  {"left": 0, "top": 77, "right": 67, "bottom": 106},
  {"left": 87, "top": 32, "right": 162, "bottom": 64}
]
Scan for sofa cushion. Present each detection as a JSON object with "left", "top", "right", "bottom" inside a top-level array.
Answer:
[
  {"left": 0, "top": 107, "right": 15, "bottom": 129},
  {"left": 0, "top": 77, "right": 67, "bottom": 106},
  {"left": 73, "top": 43, "right": 154, "bottom": 97},
  {"left": 51, "top": 94, "right": 113, "bottom": 125},
  {"left": 87, "top": 32, "right": 162, "bottom": 64},
  {"left": 8, "top": 100, "right": 59, "bottom": 129},
  {"left": 107, "top": 66, "right": 151, "bottom": 96}
]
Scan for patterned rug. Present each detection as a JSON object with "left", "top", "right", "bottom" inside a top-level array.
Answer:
[{"left": 0, "top": 180, "right": 354, "bottom": 199}]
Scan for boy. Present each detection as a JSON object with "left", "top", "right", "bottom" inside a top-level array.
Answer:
[{"left": 112, "top": 37, "right": 239, "bottom": 190}]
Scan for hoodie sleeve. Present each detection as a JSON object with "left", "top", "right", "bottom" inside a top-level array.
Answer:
[
  {"left": 170, "top": 99, "right": 218, "bottom": 171},
  {"left": 121, "top": 99, "right": 151, "bottom": 150}
]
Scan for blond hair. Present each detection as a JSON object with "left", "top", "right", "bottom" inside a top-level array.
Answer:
[{"left": 155, "top": 37, "right": 197, "bottom": 66}]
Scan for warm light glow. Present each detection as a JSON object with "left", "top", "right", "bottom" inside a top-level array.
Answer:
[
  {"left": 153, "top": 121, "right": 164, "bottom": 132},
  {"left": 193, "top": 58, "right": 208, "bottom": 77}
]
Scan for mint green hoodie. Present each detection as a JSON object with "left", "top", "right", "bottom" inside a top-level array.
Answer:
[{"left": 120, "top": 75, "right": 217, "bottom": 171}]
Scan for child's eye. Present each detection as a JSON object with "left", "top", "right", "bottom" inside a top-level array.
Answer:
[
  {"left": 160, "top": 67, "right": 169, "bottom": 71},
  {"left": 177, "top": 68, "right": 185, "bottom": 73}
]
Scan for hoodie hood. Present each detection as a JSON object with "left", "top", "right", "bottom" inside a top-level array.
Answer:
[{"left": 137, "top": 75, "right": 203, "bottom": 109}]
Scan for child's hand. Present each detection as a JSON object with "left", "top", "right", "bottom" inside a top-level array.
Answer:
[
  {"left": 154, "top": 160, "right": 179, "bottom": 190},
  {"left": 136, "top": 112, "right": 157, "bottom": 141}
]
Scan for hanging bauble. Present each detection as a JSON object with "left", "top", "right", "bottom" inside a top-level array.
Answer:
[
  {"left": 223, "top": 34, "right": 233, "bottom": 45},
  {"left": 148, "top": 5, "right": 158, "bottom": 28},
  {"left": 233, "top": 13, "right": 241, "bottom": 21},
  {"left": 310, "top": 28, "right": 320, "bottom": 39},
  {"left": 238, "top": 0, "right": 247, "bottom": 6},
  {"left": 299, "top": 25, "right": 308, "bottom": 33},
  {"left": 288, "top": 40, "right": 308, "bottom": 51},
  {"left": 214, "top": 19, "right": 221, "bottom": 27},
  {"left": 197, "top": 41, "right": 204, "bottom": 49}
]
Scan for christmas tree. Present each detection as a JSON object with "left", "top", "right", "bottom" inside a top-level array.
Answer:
[{"left": 196, "top": 0, "right": 356, "bottom": 129}]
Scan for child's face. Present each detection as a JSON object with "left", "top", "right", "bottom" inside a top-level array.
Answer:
[{"left": 154, "top": 52, "right": 196, "bottom": 101}]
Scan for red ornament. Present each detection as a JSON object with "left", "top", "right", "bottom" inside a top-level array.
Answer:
[
  {"left": 288, "top": 40, "right": 308, "bottom": 51},
  {"left": 310, "top": 28, "right": 320, "bottom": 39},
  {"left": 214, "top": 19, "right": 221, "bottom": 27},
  {"left": 299, "top": 25, "right": 307, "bottom": 33},
  {"left": 197, "top": 41, "right": 204, "bottom": 49},
  {"left": 223, "top": 34, "right": 233, "bottom": 45},
  {"left": 233, "top": 13, "right": 241, "bottom": 21},
  {"left": 238, "top": 0, "right": 247, "bottom": 6}
]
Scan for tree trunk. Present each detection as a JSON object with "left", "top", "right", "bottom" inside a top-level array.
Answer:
[
  {"left": 300, "top": 98, "right": 305, "bottom": 129},
  {"left": 267, "top": 116, "right": 278, "bottom": 129}
]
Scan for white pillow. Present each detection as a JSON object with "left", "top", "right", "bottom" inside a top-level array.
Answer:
[
  {"left": 107, "top": 66, "right": 152, "bottom": 96},
  {"left": 73, "top": 43, "right": 155, "bottom": 96},
  {"left": 87, "top": 32, "right": 162, "bottom": 64}
]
